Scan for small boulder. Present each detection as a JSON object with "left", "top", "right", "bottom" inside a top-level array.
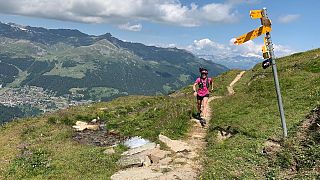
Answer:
[
  {"left": 118, "top": 154, "right": 145, "bottom": 168},
  {"left": 159, "top": 165, "right": 174, "bottom": 173},
  {"left": 149, "top": 149, "right": 171, "bottom": 163},
  {"left": 143, "top": 155, "right": 152, "bottom": 167},
  {"left": 158, "top": 157, "right": 172, "bottom": 165},
  {"left": 174, "top": 158, "right": 187, "bottom": 164},
  {"left": 159, "top": 134, "right": 192, "bottom": 153},
  {"left": 216, "top": 130, "right": 232, "bottom": 142},
  {"left": 111, "top": 167, "right": 163, "bottom": 180},
  {"left": 72, "top": 121, "right": 99, "bottom": 131},
  {"left": 122, "top": 143, "right": 156, "bottom": 156},
  {"left": 103, "top": 147, "right": 115, "bottom": 155},
  {"left": 263, "top": 140, "right": 281, "bottom": 155}
]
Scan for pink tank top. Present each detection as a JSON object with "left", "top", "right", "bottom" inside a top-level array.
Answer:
[{"left": 195, "top": 77, "right": 212, "bottom": 96}]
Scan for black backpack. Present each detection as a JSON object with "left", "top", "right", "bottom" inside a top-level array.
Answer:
[{"left": 198, "top": 78, "right": 209, "bottom": 89}]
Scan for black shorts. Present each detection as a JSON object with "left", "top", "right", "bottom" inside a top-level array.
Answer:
[{"left": 197, "top": 94, "right": 209, "bottom": 101}]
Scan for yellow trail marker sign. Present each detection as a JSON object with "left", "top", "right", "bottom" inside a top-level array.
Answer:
[
  {"left": 234, "top": 26, "right": 272, "bottom": 45},
  {"left": 262, "top": 45, "right": 267, "bottom": 53},
  {"left": 250, "top": 10, "right": 263, "bottom": 19},
  {"left": 262, "top": 45, "right": 270, "bottom": 59},
  {"left": 233, "top": 8, "right": 288, "bottom": 138}
]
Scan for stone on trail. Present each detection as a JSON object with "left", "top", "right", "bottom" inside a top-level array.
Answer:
[
  {"left": 111, "top": 167, "right": 163, "bottom": 180},
  {"left": 159, "top": 165, "right": 174, "bottom": 173},
  {"left": 149, "top": 149, "right": 171, "bottom": 163},
  {"left": 72, "top": 121, "right": 99, "bottom": 131},
  {"left": 159, "top": 134, "right": 192, "bottom": 153},
  {"left": 118, "top": 154, "right": 146, "bottom": 168},
  {"left": 158, "top": 157, "right": 173, "bottom": 165},
  {"left": 153, "top": 166, "right": 198, "bottom": 180},
  {"left": 143, "top": 155, "right": 152, "bottom": 167},
  {"left": 122, "top": 142, "right": 156, "bottom": 156},
  {"left": 174, "top": 157, "right": 187, "bottom": 164}
]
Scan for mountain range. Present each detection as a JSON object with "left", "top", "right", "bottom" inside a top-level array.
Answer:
[
  {"left": 197, "top": 54, "right": 262, "bottom": 70},
  {"left": 0, "top": 22, "right": 228, "bottom": 101}
]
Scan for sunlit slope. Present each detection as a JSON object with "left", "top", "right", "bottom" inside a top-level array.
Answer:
[{"left": 203, "top": 48, "right": 320, "bottom": 179}]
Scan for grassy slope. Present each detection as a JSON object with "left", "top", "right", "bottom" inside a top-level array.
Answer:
[
  {"left": 202, "top": 49, "right": 320, "bottom": 179},
  {"left": 0, "top": 93, "right": 196, "bottom": 179}
]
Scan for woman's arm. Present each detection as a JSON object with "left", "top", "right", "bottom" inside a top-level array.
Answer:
[
  {"left": 193, "top": 83, "right": 198, "bottom": 92},
  {"left": 193, "top": 83, "right": 198, "bottom": 96}
]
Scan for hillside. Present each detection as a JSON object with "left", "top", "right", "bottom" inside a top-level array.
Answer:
[
  {"left": 203, "top": 48, "right": 320, "bottom": 179},
  {"left": 0, "top": 48, "right": 319, "bottom": 179},
  {"left": 0, "top": 91, "right": 198, "bottom": 179}
]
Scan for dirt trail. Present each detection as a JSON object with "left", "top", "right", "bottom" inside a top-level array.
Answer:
[
  {"left": 227, "top": 71, "right": 245, "bottom": 95},
  {"left": 111, "top": 71, "right": 245, "bottom": 180}
]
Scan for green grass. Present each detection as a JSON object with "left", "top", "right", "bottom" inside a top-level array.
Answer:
[
  {"left": 202, "top": 48, "right": 320, "bottom": 179},
  {"left": 0, "top": 92, "right": 196, "bottom": 179},
  {"left": 211, "top": 70, "right": 243, "bottom": 97}
]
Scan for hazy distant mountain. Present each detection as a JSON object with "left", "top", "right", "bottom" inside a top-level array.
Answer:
[
  {"left": 198, "top": 54, "right": 262, "bottom": 70},
  {"left": 0, "top": 22, "right": 228, "bottom": 101}
]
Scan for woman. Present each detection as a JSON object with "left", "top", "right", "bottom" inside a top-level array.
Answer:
[{"left": 193, "top": 68, "right": 213, "bottom": 122}]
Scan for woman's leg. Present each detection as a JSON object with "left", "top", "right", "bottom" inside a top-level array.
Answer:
[
  {"left": 197, "top": 99, "right": 202, "bottom": 115},
  {"left": 202, "top": 97, "right": 209, "bottom": 117}
]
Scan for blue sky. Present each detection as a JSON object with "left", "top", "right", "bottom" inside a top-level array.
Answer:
[{"left": 0, "top": 0, "right": 319, "bottom": 58}]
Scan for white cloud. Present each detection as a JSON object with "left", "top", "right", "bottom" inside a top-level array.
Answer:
[
  {"left": 119, "top": 23, "right": 142, "bottom": 32},
  {"left": 278, "top": 14, "right": 300, "bottom": 24},
  {"left": 186, "top": 39, "right": 231, "bottom": 59},
  {"left": 186, "top": 38, "right": 295, "bottom": 59},
  {"left": 183, "top": 38, "right": 296, "bottom": 69},
  {"left": 0, "top": 0, "right": 238, "bottom": 27}
]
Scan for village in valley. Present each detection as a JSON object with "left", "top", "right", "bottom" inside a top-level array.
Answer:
[{"left": 0, "top": 85, "right": 93, "bottom": 113}]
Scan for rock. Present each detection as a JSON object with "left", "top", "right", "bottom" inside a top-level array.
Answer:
[
  {"left": 192, "top": 133, "right": 205, "bottom": 139},
  {"left": 111, "top": 167, "right": 163, "bottom": 180},
  {"left": 91, "top": 119, "right": 97, "bottom": 123},
  {"left": 216, "top": 131, "right": 232, "bottom": 142},
  {"left": 118, "top": 154, "right": 145, "bottom": 168},
  {"left": 263, "top": 140, "right": 281, "bottom": 155},
  {"left": 159, "top": 134, "right": 192, "bottom": 153},
  {"left": 185, "top": 151, "right": 198, "bottom": 159},
  {"left": 153, "top": 166, "right": 198, "bottom": 180},
  {"left": 86, "top": 125, "right": 100, "bottom": 131},
  {"left": 174, "top": 158, "right": 187, "bottom": 164},
  {"left": 76, "top": 121, "right": 87, "bottom": 126},
  {"left": 149, "top": 149, "right": 171, "bottom": 163},
  {"left": 109, "top": 129, "right": 120, "bottom": 135},
  {"left": 158, "top": 157, "right": 172, "bottom": 165},
  {"left": 72, "top": 121, "right": 99, "bottom": 131},
  {"left": 143, "top": 155, "right": 152, "bottom": 167},
  {"left": 122, "top": 142, "right": 156, "bottom": 156},
  {"left": 159, "top": 165, "right": 173, "bottom": 173},
  {"left": 103, "top": 147, "right": 115, "bottom": 155}
]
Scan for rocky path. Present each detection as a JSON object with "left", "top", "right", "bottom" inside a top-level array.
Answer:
[{"left": 111, "top": 71, "right": 245, "bottom": 180}]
